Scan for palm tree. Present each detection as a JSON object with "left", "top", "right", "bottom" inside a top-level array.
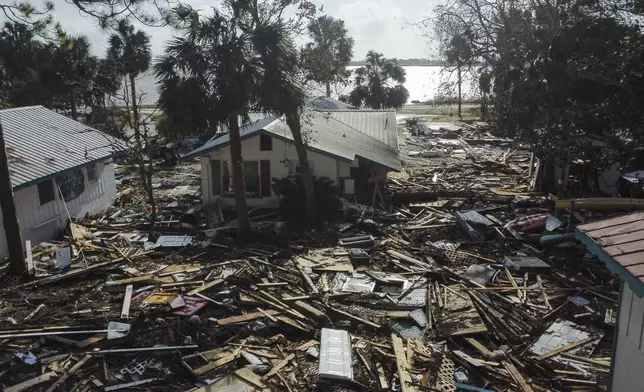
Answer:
[
  {"left": 51, "top": 31, "right": 95, "bottom": 120},
  {"left": 106, "top": 19, "right": 151, "bottom": 139},
  {"left": 156, "top": 6, "right": 258, "bottom": 235},
  {"left": 250, "top": 21, "right": 317, "bottom": 225},
  {"left": 348, "top": 50, "right": 409, "bottom": 109},
  {"left": 106, "top": 20, "right": 155, "bottom": 233}
]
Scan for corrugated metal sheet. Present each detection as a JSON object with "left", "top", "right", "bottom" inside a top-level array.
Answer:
[
  {"left": 326, "top": 110, "right": 398, "bottom": 150},
  {"left": 183, "top": 111, "right": 402, "bottom": 171},
  {"left": 0, "top": 106, "right": 124, "bottom": 189}
]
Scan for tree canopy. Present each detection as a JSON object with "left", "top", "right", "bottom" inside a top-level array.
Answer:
[
  {"left": 432, "top": 0, "right": 644, "bottom": 175},
  {"left": 300, "top": 15, "right": 354, "bottom": 97},
  {"left": 345, "top": 50, "right": 409, "bottom": 109}
]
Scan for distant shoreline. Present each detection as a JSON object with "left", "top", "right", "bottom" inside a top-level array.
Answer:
[{"left": 349, "top": 60, "right": 446, "bottom": 67}]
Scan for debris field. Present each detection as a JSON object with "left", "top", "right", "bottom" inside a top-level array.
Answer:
[{"left": 0, "top": 122, "right": 619, "bottom": 391}]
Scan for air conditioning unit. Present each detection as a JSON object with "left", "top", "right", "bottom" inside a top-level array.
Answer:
[{"left": 343, "top": 178, "right": 355, "bottom": 196}]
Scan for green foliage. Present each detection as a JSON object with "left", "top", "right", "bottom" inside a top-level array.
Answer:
[
  {"left": 106, "top": 19, "right": 151, "bottom": 80},
  {"left": 346, "top": 51, "right": 409, "bottom": 109},
  {"left": 271, "top": 175, "right": 342, "bottom": 222},
  {"left": 433, "top": 0, "right": 644, "bottom": 173},
  {"left": 300, "top": 16, "right": 354, "bottom": 97}
]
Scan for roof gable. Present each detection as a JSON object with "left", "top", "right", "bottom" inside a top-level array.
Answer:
[{"left": 0, "top": 106, "right": 124, "bottom": 189}]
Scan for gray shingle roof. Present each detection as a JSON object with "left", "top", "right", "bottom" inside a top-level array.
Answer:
[
  {"left": 182, "top": 110, "right": 401, "bottom": 171},
  {"left": 0, "top": 106, "right": 125, "bottom": 189},
  {"left": 307, "top": 96, "right": 356, "bottom": 110}
]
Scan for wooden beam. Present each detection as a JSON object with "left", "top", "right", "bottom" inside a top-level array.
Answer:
[
  {"left": 535, "top": 336, "right": 597, "bottom": 361},
  {"left": 121, "top": 284, "right": 133, "bottom": 319},
  {"left": 391, "top": 334, "right": 414, "bottom": 392},
  {"left": 216, "top": 310, "right": 280, "bottom": 325},
  {"left": 263, "top": 353, "right": 295, "bottom": 380},
  {"left": 502, "top": 360, "right": 534, "bottom": 392}
]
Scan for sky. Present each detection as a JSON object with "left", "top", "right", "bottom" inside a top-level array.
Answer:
[{"left": 46, "top": 0, "right": 438, "bottom": 60}]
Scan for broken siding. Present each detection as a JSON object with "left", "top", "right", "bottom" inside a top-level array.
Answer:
[
  {"left": 0, "top": 162, "right": 117, "bottom": 258},
  {"left": 613, "top": 282, "right": 644, "bottom": 392}
]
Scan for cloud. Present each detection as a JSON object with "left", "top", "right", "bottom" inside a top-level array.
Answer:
[{"left": 46, "top": 0, "right": 436, "bottom": 59}]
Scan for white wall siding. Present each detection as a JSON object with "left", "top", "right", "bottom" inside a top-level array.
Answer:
[
  {"left": 612, "top": 282, "right": 644, "bottom": 392},
  {"left": 205, "top": 135, "right": 342, "bottom": 208},
  {"left": 0, "top": 161, "right": 117, "bottom": 258}
]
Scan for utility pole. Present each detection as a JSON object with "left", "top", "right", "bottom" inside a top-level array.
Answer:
[{"left": 0, "top": 120, "right": 25, "bottom": 275}]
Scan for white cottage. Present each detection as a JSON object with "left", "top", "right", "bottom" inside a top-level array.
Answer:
[
  {"left": 0, "top": 106, "right": 123, "bottom": 257},
  {"left": 184, "top": 107, "right": 401, "bottom": 208}
]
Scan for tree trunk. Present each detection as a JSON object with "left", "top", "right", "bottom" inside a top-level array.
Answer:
[
  {"left": 129, "top": 75, "right": 140, "bottom": 144},
  {"left": 325, "top": 82, "right": 331, "bottom": 98},
  {"left": 228, "top": 115, "right": 251, "bottom": 236},
  {"left": 457, "top": 63, "right": 462, "bottom": 119},
  {"left": 0, "top": 121, "right": 25, "bottom": 275},
  {"left": 70, "top": 90, "right": 78, "bottom": 120},
  {"left": 481, "top": 92, "right": 487, "bottom": 121},
  {"left": 286, "top": 112, "right": 316, "bottom": 226}
]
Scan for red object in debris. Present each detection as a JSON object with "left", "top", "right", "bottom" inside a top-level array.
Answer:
[
  {"left": 172, "top": 297, "right": 208, "bottom": 316},
  {"left": 504, "top": 214, "right": 548, "bottom": 232},
  {"left": 147, "top": 205, "right": 159, "bottom": 214}
]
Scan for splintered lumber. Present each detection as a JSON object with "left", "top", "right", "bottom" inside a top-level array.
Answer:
[
  {"left": 328, "top": 306, "right": 382, "bottom": 328},
  {"left": 376, "top": 362, "right": 389, "bottom": 390},
  {"left": 186, "top": 278, "right": 225, "bottom": 296},
  {"left": 44, "top": 354, "right": 92, "bottom": 392},
  {"left": 391, "top": 334, "right": 414, "bottom": 392},
  {"left": 192, "top": 352, "right": 239, "bottom": 375},
  {"left": 558, "top": 353, "right": 610, "bottom": 367},
  {"left": 293, "top": 261, "right": 319, "bottom": 294},
  {"left": 5, "top": 372, "right": 57, "bottom": 392},
  {"left": 256, "top": 307, "right": 278, "bottom": 322},
  {"left": 465, "top": 338, "right": 494, "bottom": 359},
  {"left": 235, "top": 367, "right": 266, "bottom": 389},
  {"left": 293, "top": 300, "right": 327, "bottom": 319},
  {"left": 263, "top": 353, "right": 295, "bottom": 379},
  {"left": 502, "top": 360, "right": 534, "bottom": 392},
  {"left": 387, "top": 250, "right": 432, "bottom": 269},
  {"left": 216, "top": 309, "right": 280, "bottom": 325},
  {"left": 534, "top": 336, "right": 597, "bottom": 361},
  {"left": 257, "top": 290, "right": 306, "bottom": 319}
]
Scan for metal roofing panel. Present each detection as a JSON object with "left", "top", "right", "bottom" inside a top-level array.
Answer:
[
  {"left": 182, "top": 111, "right": 402, "bottom": 171},
  {"left": 326, "top": 110, "right": 398, "bottom": 150},
  {"left": 0, "top": 106, "right": 124, "bottom": 189}
]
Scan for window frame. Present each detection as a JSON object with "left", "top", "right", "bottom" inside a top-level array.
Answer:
[
  {"left": 86, "top": 162, "right": 98, "bottom": 182},
  {"left": 37, "top": 179, "right": 56, "bottom": 206},
  {"left": 259, "top": 134, "right": 273, "bottom": 151},
  {"left": 222, "top": 160, "right": 262, "bottom": 198}
]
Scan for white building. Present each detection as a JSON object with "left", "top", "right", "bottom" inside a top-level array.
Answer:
[
  {"left": 0, "top": 106, "right": 123, "bottom": 257},
  {"left": 184, "top": 104, "right": 401, "bottom": 209}
]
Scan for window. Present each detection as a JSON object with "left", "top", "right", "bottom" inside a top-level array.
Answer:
[
  {"left": 55, "top": 169, "right": 85, "bottom": 202},
  {"left": 260, "top": 134, "right": 273, "bottom": 151},
  {"left": 222, "top": 161, "right": 261, "bottom": 198},
  {"left": 38, "top": 180, "right": 55, "bottom": 205},
  {"left": 87, "top": 163, "right": 97, "bottom": 182}
]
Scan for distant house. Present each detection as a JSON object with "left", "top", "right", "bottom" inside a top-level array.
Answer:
[
  {"left": 183, "top": 99, "right": 401, "bottom": 208},
  {"left": 0, "top": 106, "right": 123, "bottom": 257}
]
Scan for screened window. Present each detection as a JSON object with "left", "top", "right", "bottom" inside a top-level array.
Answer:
[
  {"left": 38, "top": 180, "right": 55, "bottom": 205},
  {"left": 87, "top": 163, "right": 97, "bottom": 182},
  {"left": 55, "top": 169, "right": 85, "bottom": 202},
  {"left": 222, "top": 161, "right": 261, "bottom": 198}
]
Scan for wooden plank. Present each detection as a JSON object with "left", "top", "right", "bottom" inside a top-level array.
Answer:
[
  {"left": 578, "top": 211, "right": 644, "bottom": 232},
  {"left": 5, "top": 372, "right": 57, "bottom": 392},
  {"left": 615, "top": 253, "right": 644, "bottom": 268},
  {"left": 391, "top": 334, "right": 414, "bottom": 392},
  {"left": 329, "top": 306, "right": 381, "bottom": 328},
  {"left": 588, "top": 219, "right": 644, "bottom": 239},
  {"left": 502, "top": 360, "right": 534, "bottom": 392},
  {"left": 186, "top": 278, "right": 224, "bottom": 296},
  {"left": 246, "top": 349, "right": 279, "bottom": 359},
  {"left": 465, "top": 338, "right": 493, "bottom": 358},
  {"left": 536, "top": 275, "right": 552, "bottom": 310},
  {"left": 558, "top": 352, "right": 610, "bottom": 367},
  {"left": 376, "top": 361, "right": 389, "bottom": 390},
  {"left": 256, "top": 307, "right": 278, "bottom": 322},
  {"left": 25, "top": 240, "right": 33, "bottom": 275},
  {"left": 356, "top": 349, "right": 377, "bottom": 384},
  {"left": 263, "top": 353, "right": 295, "bottom": 379},
  {"left": 193, "top": 352, "right": 239, "bottom": 375},
  {"left": 534, "top": 336, "right": 597, "bottom": 361},
  {"left": 387, "top": 250, "right": 432, "bottom": 269},
  {"left": 216, "top": 310, "right": 280, "bottom": 325},
  {"left": 121, "top": 284, "right": 133, "bottom": 319},
  {"left": 294, "top": 261, "right": 319, "bottom": 294},
  {"left": 234, "top": 367, "right": 266, "bottom": 389},
  {"left": 293, "top": 300, "right": 327, "bottom": 319},
  {"left": 44, "top": 354, "right": 92, "bottom": 392},
  {"left": 626, "top": 263, "right": 644, "bottom": 277},
  {"left": 599, "top": 231, "right": 644, "bottom": 246},
  {"left": 605, "top": 240, "right": 644, "bottom": 257}
]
